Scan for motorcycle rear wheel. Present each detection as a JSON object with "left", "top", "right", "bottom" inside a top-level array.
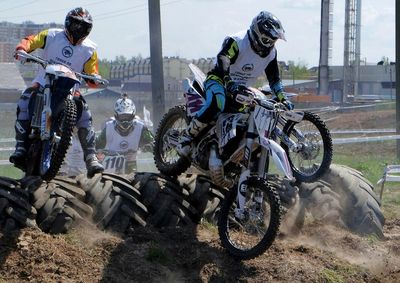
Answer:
[
  {"left": 41, "top": 98, "right": 77, "bottom": 181},
  {"left": 153, "top": 105, "right": 191, "bottom": 176},
  {"left": 281, "top": 111, "right": 332, "bottom": 183},
  {"left": 218, "top": 177, "right": 282, "bottom": 260}
]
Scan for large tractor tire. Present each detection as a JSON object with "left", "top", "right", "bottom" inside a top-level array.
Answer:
[
  {"left": 177, "top": 174, "right": 228, "bottom": 224},
  {"left": 77, "top": 173, "right": 148, "bottom": 234},
  {"left": 298, "top": 164, "right": 385, "bottom": 238},
  {"left": 127, "top": 172, "right": 200, "bottom": 227},
  {"left": 0, "top": 177, "right": 37, "bottom": 232},
  {"left": 23, "top": 176, "right": 92, "bottom": 234}
]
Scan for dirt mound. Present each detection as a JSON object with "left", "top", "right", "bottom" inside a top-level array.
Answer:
[{"left": 0, "top": 219, "right": 399, "bottom": 282}]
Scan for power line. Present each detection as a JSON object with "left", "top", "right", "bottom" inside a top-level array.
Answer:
[
  {"left": 0, "top": 0, "right": 181, "bottom": 22},
  {"left": 96, "top": 0, "right": 182, "bottom": 21},
  {"left": 0, "top": 0, "right": 113, "bottom": 20},
  {"left": 96, "top": 3, "right": 148, "bottom": 19},
  {"left": 0, "top": 0, "right": 37, "bottom": 13}
]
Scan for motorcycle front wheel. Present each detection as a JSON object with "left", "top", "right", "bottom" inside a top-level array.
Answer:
[
  {"left": 281, "top": 111, "right": 333, "bottom": 183},
  {"left": 153, "top": 105, "right": 191, "bottom": 176},
  {"left": 218, "top": 177, "right": 282, "bottom": 260},
  {"left": 41, "top": 98, "right": 77, "bottom": 181}
]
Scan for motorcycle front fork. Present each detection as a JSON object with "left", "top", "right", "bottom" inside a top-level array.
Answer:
[
  {"left": 275, "top": 127, "right": 303, "bottom": 152},
  {"left": 235, "top": 143, "right": 269, "bottom": 219}
]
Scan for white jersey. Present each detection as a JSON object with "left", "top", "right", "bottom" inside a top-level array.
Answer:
[
  {"left": 227, "top": 30, "right": 276, "bottom": 86},
  {"left": 59, "top": 134, "right": 86, "bottom": 177},
  {"left": 33, "top": 28, "right": 97, "bottom": 87},
  {"left": 104, "top": 118, "right": 144, "bottom": 154}
]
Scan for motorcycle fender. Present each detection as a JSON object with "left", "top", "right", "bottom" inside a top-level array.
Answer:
[
  {"left": 282, "top": 111, "right": 304, "bottom": 123},
  {"left": 237, "top": 169, "right": 250, "bottom": 212},
  {"left": 183, "top": 79, "right": 205, "bottom": 117},
  {"left": 260, "top": 137, "right": 294, "bottom": 180}
]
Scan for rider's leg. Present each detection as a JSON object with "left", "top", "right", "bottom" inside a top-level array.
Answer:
[
  {"left": 176, "top": 118, "right": 208, "bottom": 157},
  {"left": 76, "top": 100, "right": 104, "bottom": 177},
  {"left": 9, "top": 89, "right": 34, "bottom": 166},
  {"left": 177, "top": 79, "right": 226, "bottom": 157}
]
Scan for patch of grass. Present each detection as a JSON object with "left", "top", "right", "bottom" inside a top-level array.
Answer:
[
  {"left": 199, "top": 219, "right": 217, "bottom": 233},
  {"left": 321, "top": 268, "right": 345, "bottom": 283},
  {"left": 366, "top": 234, "right": 380, "bottom": 245},
  {"left": 382, "top": 189, "right": 400, "bottom": 205},
  {"left": 0, "top": 165, "right": 23, "bottom": 179},
  {"left": 333, "top": 151, "right": 397, "bottom": 185},
  {"left": 146, "top": 242, "right": 168, "bottom": 265}
]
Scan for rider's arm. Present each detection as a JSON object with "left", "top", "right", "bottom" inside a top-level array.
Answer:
[
  {"left": 15, "top": 29, "right": 48, "bottom": 52},
  {"left": 139, "top": 127, "right": 154, "bottom": 152},
  {"left": 95, "top": 127, "right": 107, "bottom": 150},
  {"left": 207, "top": 37, "right": 239, "bottom": 84},
  {"left": 83, "top": 50, "right": 100, "bottom": 88},
  {"left": 264, "top": 50, "right": 285, "bottom": 100}
]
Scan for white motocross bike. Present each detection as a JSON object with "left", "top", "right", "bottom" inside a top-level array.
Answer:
[
  {"left": 13, "top": 51, "right": 108, "bottom": 181},
  {"left": 153, "top": 64, "right": 332, "bottom": 259}
]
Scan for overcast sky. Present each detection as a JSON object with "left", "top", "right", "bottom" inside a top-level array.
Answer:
[{"left": 1, "top": 0, "right": 395, "bottom": 67}]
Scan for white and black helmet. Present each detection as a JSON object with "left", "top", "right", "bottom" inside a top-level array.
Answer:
[
  {"left": 114, "top": 94, "right": 136, "bottom": 135},
  {"left": 248, "top": 11, "right": 285, "bottom": 55}
]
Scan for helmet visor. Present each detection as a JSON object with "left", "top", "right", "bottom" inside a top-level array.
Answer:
[
  {"left": 68, "top": 19, "right": 92, "bottom": 41},
  {"left": 116, "top": 113, "right": 134, "bottom": 123}
]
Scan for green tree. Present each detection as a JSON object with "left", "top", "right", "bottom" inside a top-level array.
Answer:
[
  {"left": 98, "top": 58, "right": 112, "bottom": 79},
  {"left": 114, "top": 55, "right": 127, "bottom": 64},
  {"left": 285, "top": 60, "right": 311, "bottom": 80}
]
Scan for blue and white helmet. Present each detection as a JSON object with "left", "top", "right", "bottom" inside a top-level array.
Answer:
[
  {"left": 114, "top": 94, "right": 136, "bottom": 134},
  {"left": 248, "top": 11, "right": 286, "bottom": 55}
]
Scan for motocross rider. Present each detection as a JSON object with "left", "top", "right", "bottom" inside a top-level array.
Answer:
[
  {"left": 177, "top": 11, "right": 293, "bottom": 157},
  {"left": 10, "top": 7, "right": 104, "bottom": 177},
  {"left": 96, "top": 95, "right": 154, "bottom": 173}
]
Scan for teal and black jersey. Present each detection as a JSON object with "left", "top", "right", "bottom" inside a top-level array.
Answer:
[{"left": 207, "top": 30, "right": 281, "bottom": 88}]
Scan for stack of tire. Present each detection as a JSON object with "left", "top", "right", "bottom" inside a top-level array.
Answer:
[
  {"left": 0, "top": 176, "right": 37, "bottom": 232},
  {"left": 0, "top": 164, "right": 385, "bottom": 239},
  {"left": 75, "top": 172, "right": 226, "bottom": 232}
]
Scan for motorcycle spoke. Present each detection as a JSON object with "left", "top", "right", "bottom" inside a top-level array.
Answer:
[
  {"left": 287, "top": 120, "right": 325, "bottom": 176},
  {"left": 225, "top": 186, "right": 273, "bottom": 252},
  {"left": 160, "top": 118, "right": 187, "bottom": 164}
]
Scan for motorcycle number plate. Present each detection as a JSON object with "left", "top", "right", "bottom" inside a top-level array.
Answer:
[{"left": 254, "top": 105, "right": 276, "bottom": 138}]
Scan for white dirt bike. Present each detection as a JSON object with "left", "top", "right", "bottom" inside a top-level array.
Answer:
[
  {"left": 153, "top": 64, "right": 332, "bottom": 259},
  {"left": 13, "top": 50, "right": 108, "bottom": 181}
]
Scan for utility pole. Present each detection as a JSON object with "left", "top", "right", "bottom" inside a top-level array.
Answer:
[
  {"left": 396, "top": 0, "right": 400, "bottom": 159},
  {"left": 343, "top": 0, "right": 361, "bottom": 103},
  {"left": 318, "top": 0, "right": 333, "bottom": 97},
  {"left": 148, "top": 0, "right": 165, "bottom": 129}
]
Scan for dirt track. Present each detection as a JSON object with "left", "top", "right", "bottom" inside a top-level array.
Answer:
[{"left": 0, "top": 218, "right": 399, "bottom": 282}]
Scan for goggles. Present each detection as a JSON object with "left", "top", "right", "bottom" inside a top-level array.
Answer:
[
  {"left": 259, "top": 34, "right": 277, "bottom": 48},
  {"left": 116, "top": 113, "right": 134, "bottom": 123}
]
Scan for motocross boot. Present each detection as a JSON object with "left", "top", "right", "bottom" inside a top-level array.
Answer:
[
  {"left": 176, "top": 118, "right": 207, "bottom": 157},
  {"left": 78, "top": 127, "right": 104, "bottom": 177},
  {"left": 9, "top": 120, "right": 30, "bottom": 169}
]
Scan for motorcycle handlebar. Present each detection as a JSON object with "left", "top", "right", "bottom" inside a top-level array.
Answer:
[
  {"left": 15, "top": 50, "right": 46, "bottom": 67},
  {"left": 14, "top": 50, "right": 109, "bottom": 86}
]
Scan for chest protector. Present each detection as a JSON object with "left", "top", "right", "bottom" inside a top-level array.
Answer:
[
  {"left": 104, "top": 119, "right": 144, "bottom": 153},
  {"left": 228, "top": 30, "right": 276, "bottom": 86},
  {"left": 33, "top": 28, "right": 97, "bottom": 87}
]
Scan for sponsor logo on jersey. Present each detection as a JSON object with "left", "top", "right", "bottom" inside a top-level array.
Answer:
[
  {"left": 119, "top": 140, "right": 129, "bottom": 150},
  {"left": 242, "top": 63, "right": 254, "bottom": 72},
  {"left": 62, "top": 46, "right": 73, "bottom": 58}
]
